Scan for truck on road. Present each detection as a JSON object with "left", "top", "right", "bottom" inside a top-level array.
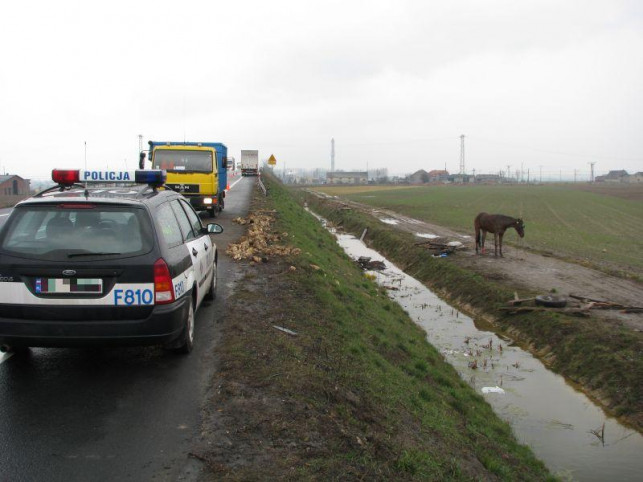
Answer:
[
  {"left": 140, "top": 141, "right": 228, "bottom": 216},
  {"left": 240, "top": 150, "right": 259, "bottom": 176}
]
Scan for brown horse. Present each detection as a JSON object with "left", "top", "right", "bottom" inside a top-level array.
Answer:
[{"left": 474, "top": 213, "right": 524, "bottom": 257}]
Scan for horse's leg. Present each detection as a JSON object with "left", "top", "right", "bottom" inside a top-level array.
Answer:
[
  {"left": 499, "top": 232, "right": 504, "bottom": 257},
  {"left": 481, "top": 231, "right": 487, "bottom": 254},
  {"left": 494, "top": 233, "right": 499, "bottom": 256},
  {"left": 475, "top": 226, "right": 480, "bottom": 254}
]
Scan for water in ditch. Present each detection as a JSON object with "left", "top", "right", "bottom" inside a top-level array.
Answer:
[{"left": 310, "top": 211, "right": 643, "bottom": 481}]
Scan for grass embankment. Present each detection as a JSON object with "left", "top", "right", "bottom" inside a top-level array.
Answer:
[
  {"left": 201, "top": 174, "right": 552, "bottom": 480},
  {"left": 317, "top": 184, "right": 643, "bottom": 278},
  {"left": 303, "top": 190, "right": 643, "bottom": 431}
]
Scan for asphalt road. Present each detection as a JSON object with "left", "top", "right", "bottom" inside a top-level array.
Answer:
[{"left": 0, "top": 175, "right": 256, "bottom": 481}]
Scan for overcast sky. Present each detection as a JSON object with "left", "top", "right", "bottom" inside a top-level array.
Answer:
[{"left": 1, "top": 0, "right": 641, "bottom": 182}]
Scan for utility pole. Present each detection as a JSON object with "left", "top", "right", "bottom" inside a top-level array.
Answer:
[
  {"left": 527, "top": 168, "right": 530, "bottom": 184},
  {"left": 589, "top": 162, "right": 596, "bottom": 182},
  {"left": 84, "top": 141, "right": 87, "bottom": 170},
  {"left": 507, "top": 165, "right": 511, "bottom": 182},
  {"left": 459, "top": 135, "right": 465, "bottom": 175},
  {"left": 539, "top": 165, "right": 542, "bottom": 183},
  {"left": 574, "top": 169, "right": 577, "bottom": 183},
  {"left": 331, "top": 138, "right": 335, "bottom": 173}
]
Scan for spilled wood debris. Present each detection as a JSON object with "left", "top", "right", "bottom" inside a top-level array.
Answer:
[{"left": 226, "top": 212, "right": 301, "bottom": 262}]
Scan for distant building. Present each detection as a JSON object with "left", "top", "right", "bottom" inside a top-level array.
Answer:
[
  {"left": 595, "top": 170, "right": 629, "bottom": 183},
  {"left": 474, "top": 174, "right": 502, "bottom": 184},
  {"left": 427, "top": 170, "right": 449, "bottom": 182},
  {"left": 0, "top": 174, "right": 31, "bottom": 206},
  {"left": 408, "top": 169, "right": 429, "bottom": 184},
  {"left": 625, "top": 172, "right": 643, "bottom": 183},
  {"left": 326, "top": 171, "right": 367, "bottom": 184}
]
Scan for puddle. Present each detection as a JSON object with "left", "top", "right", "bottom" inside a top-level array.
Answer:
[
  {"left": 308, "top": 209, "right": 643, "bottom": 481},
  {"left": 379, "top": 218, "right": 399, "bottom": 225},
  {"left": 415, "top": 233, "right": 439, "bottom": 239}
]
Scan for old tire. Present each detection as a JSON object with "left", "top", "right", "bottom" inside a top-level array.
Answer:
[
  {"left": 205, "top": 260, "right": 217, "bottom": 301},
  {"left": 535, "top": 295, "right": 567, "bottom": 308},
  {"left": 173, "top": 296, "right": 195, "bottom": 354}
]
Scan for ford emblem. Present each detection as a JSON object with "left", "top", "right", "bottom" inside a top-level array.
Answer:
[{"left": 62, "top": 269, "right": 77, "bottom": 277}]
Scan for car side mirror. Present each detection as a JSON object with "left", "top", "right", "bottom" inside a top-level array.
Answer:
[{"left": 205, "top": 223, "right": 223, "bottom": 234}]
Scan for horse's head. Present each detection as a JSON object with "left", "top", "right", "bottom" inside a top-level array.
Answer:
[{"left": 515, "top": 218, "right": 525, "bottom": 238}]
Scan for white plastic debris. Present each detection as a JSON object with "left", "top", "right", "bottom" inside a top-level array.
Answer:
[
  {"left": 481, "top": 386, "right": 505, "bottom": 394},
  {"left": 273, "top": 325, "right": 298, "bottom": 336}
]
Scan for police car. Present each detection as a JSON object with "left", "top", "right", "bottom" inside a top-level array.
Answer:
[{"left": 0, "top": 169, "right": 223, "bottom": 354}]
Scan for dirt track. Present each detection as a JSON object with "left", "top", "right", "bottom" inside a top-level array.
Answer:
[{"left": 341, "top": 200, "right": 643, "bottom": 332}]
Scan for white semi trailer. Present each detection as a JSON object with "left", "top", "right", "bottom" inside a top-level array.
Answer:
[{"left": 240, "top": 150, "right": 259, "bottom": 176}]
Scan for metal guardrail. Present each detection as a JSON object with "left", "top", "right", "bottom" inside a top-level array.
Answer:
[{"left": 258, "top": 175, "right": 267, "bottom": 196}]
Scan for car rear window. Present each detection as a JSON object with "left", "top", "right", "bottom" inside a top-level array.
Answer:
[{"left": 0, "top": 204, "right": 154, "bottom": 260}]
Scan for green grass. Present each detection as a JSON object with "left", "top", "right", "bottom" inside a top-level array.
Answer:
[
  {"left": 206, "top": 172, "right": 554, "bottom": 480},
  {"left": 316, "top": 184, "right": 643, "bottom": 277},
  {"left": 302, "top": 187, "right": 643, "bottom": 431}
]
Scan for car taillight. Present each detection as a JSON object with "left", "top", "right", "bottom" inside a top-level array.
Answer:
[{"left": 154, "top": 258, "right": 175, "bottom": 304}]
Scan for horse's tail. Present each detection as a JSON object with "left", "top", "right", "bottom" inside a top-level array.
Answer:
[{"left": 474, "top": 213, "right": 482, "bottom": 250}]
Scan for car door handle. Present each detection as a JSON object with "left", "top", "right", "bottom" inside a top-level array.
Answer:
[
  {"left": 204, "top": 243, "right": 209, "bottom": 251},
  {"left": 192, "top": 248, "right": 198, "bottom": 256}
]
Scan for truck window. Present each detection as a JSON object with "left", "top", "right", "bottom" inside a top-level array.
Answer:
[{"left": 152, "top": 150, "right": 213, "bottom": 173}]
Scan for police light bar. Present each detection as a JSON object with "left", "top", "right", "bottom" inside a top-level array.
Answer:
[{"left": 52, "top": 169, "right": 167, "bottom": 187}]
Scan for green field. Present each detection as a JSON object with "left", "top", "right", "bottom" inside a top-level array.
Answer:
[{"left": 316, "top": 184, "right": 643, "bottom": 277}]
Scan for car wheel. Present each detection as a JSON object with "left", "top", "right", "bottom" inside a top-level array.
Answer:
[
  {"left": 535, "top": 294, "right": 567, "bottom": 308},
  {"left": 205, "top": 260, "right": 217, "bottom": 301},
  {"left": 174, "top": 296, "right": 195, "bottom": 354}
]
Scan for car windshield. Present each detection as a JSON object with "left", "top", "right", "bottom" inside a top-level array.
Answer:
[
  {"left": 0, "top": 205, "right": 154, "bottom": 260},
  {"left": 152, "top": 150, "right": 213, "bottom": 173}
]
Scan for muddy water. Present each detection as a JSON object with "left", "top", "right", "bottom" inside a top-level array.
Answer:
[{"left": 310, "top": 210, "right": 642, "bottom": 481}]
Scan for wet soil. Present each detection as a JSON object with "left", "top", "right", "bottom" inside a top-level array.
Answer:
[{"left": 336, "top": 199, "right": 643, "bottom": 333}]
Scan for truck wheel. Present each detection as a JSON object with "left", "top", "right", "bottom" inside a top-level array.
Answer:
[
  {"left": 208, "top": 206, "right": 216, "bottom": 218},
  {"left": 173, "top": 296, "right": 195, "bottom": 354},
  {"left": 535, "top": 295, "right": 567, "bottom": 308}
]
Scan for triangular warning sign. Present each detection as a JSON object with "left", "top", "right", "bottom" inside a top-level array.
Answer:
[{"left": 268, "top": 154, "right": 277, "bottom": 165}]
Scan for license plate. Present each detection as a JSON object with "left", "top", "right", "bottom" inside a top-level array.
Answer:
[{"left": 35, "top": 278, "right": 103, "bottom": 294}]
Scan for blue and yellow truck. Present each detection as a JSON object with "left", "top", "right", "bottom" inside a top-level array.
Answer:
[{"left": 140, "top": 141, "right": 228, "bottom": 217}]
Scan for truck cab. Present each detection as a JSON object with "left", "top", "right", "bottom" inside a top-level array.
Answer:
[{"left": 141, "top": 141, "right": 228, "bottom": 217}]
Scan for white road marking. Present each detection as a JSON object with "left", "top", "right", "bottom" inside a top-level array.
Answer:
[
  {"left": 229, "top": 177, "right": 243, "bottom": 190},
  {"left": 0, "top": 213, "right": 9, "bottom": 217}
]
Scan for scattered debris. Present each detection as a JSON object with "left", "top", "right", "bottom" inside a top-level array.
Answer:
[
  {"left": 273, "top": 325, "right": 298, "bottom": 336},
  {"left": 415, "top": 237, "right": 467, "bottom": 256},
  {"left": 481, "top": 386, "right": 505, "bottom": 394},
  {"left": 569, "top": 294, "right": 643, "bottom": 313},
  {"left": 227, "top": 212, "right": 302, "bottom": 261},
  {"left": 589, "top": 422, "right": 606, "bottom": 446},
  {"left": 535, "top": 294, "right": 568, "bottom": 308},
  {"left": 503, "top": 292, "right": 643, "bottom": 316},
  {"left": 357, "top": 256, "right": 386, "bottom": 271}
]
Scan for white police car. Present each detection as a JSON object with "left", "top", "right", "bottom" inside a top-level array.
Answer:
[{"left": 0, "top": 169, "right": 223, "bottom": 354}]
